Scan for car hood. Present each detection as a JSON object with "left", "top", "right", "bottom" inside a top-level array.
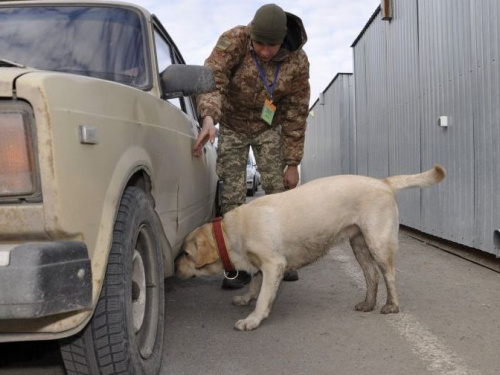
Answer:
[{"left": 0, "top": 67, "right": 35, "bottom": 97}]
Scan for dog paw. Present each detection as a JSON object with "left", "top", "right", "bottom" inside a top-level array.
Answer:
[
  {"left": 355, "top": 301, "right": 375, "bottom": 312},
  {"left": 234, "top": 317, "right": 260, "bottom": 331},
  {"left": 380, "top": 304, "right": 399, "bottom": 314},
  {"left": 232, "top": 296, "right": 251, "bottom": 306}
]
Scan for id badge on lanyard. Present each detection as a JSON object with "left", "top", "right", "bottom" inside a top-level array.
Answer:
[
  {"left": 252, "top": 51, "right": 280, "bottom": 126},
  {"left": 261, "top": 99, "right": 276, "bottom": 125}
]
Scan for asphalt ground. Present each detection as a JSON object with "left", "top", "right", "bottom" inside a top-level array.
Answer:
[{"left": 1, "top": 188, "right": 499, "bottom": 375}]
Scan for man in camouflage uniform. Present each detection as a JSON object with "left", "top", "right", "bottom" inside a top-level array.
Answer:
[{"left": 194, "top": 4, "right": 310, "bottom": 288}]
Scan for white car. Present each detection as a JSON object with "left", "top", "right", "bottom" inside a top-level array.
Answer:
[
  {"left": 0, "top": 1, "right": 218, "bottom": 374},
  {"left": 246, "top": 152, "right": 261, "bottom": 196}
]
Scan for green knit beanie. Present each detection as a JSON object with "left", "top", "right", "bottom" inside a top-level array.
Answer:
[{"left": 250, "top": 4, "right": 287, "bottom": 45}]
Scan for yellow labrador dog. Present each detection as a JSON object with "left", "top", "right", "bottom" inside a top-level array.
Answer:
[{"left": 176, "top": 165, "right": 446, "bottom": 331}]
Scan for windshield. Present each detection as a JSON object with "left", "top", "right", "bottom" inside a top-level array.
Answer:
[{"left": 0, "top": 6, "right": 149, "bottom": 87}]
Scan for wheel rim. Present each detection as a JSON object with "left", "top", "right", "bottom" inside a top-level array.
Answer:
[
  {"left": 133, "top": 224, "right": 160, "bottom": 359},
  {"left": 132, "top": 250, "right": 146, "bottom": 333}
]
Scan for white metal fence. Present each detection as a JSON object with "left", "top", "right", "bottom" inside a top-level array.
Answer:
[{"left": 304, "top": 0, "right": 500, "bottom": 257}]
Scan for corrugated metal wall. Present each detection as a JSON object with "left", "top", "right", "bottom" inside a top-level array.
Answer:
[
  {"left": 470, "top": 0, "right": 500, "bottom": 253},
  {"left": 305, "top": 0, "right": 500, "bottom": 256},
  {"left": 417, "top": 0, "right": 476, "bottom": 247},
  {"left": 302, "top": 74, "right": 354, "bottom": 182}
]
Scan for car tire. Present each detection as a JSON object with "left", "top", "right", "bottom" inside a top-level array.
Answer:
[{"left": 60, "top": 186, "right": 165, "bottom": 375}]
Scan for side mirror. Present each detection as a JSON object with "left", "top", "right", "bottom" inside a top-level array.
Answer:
[{"left": 160, "top": 65, "right": 215, "bottom": 99}]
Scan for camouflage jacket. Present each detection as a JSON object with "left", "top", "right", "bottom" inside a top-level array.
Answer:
[{"left": 196, "top": 12, "right": 310, "bottom": 166}]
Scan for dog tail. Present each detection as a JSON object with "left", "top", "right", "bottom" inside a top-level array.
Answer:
[{"left": 383, "top": 164, "right": 446, "bottom": 191}]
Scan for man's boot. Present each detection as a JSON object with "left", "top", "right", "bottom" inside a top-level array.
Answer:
[{"left": 221, "top": 271, "right": 252, "bottom": 290}]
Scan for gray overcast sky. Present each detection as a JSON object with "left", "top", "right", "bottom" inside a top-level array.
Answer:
[{"left": 127, "top": 0, "right": 381, "bottom": 106}]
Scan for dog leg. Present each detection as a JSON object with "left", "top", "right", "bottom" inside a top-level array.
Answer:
[
  {"left": 365, "top": 233, "right": 400, "bottom": 314},
  {"left": 359, "top": 211, "right": 401, "bottom": 315},
  {"left": 350, "top": 234, "right": 379, "bottom": 312},
  {"left": 376, "top": 256, "right": 400, "bottom": 314},
  {"left": 234, "top": 261, "right": 285, "bottom": 331},
  {"left": 232, "top": 272, "right": 262, "bottom": 306}
]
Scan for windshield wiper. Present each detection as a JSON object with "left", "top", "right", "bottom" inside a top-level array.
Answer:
[{"left": 0, "top": 58, "right": 26, "bottom": 68}]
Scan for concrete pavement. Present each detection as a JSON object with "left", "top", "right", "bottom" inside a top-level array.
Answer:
[
  {"left": 159, "top": 228, "right": 500, "bottom": 375},
  {"left": 1, "top": 189, "right": 499, "bottom": 375}
]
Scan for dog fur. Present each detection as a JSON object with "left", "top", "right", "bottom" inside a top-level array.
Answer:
[{"left": 175, "top": 165, "right": 446, "bottom": 331}]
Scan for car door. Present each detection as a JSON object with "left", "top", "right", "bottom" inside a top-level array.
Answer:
[{"left": 153, "top": 24, "right": 217, "bottom": 250}]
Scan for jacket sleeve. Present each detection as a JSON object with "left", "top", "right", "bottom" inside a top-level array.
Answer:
[
  {"left": 196, "top": 27, "right": 248, "bottom": 124},
  {"left": 280, "top": 50, "right": 311, "bottom": 166}
]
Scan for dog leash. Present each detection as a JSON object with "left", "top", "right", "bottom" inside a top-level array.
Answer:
[{"left": 212, "top": 217, "right": 239, "bottom": 280}]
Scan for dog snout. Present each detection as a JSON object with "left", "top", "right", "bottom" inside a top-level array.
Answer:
[
  {"left": 174, "top": 252, "right": 185, "bottom": 277},
  {"left": 174, "top": 253, "right": 194, "bottom": 279}
]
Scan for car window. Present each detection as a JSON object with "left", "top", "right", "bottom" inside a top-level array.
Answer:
[
  {"left": 169, "top": 48, "right": 198, "bottom": 121},
  {"left": 153, "top": 28, "right": 182, "bottom": 110},
  {"left": 0, "top": 6, "right": 149, "bottom": 88},
  {"left": 182, "top": 94, "right": 197, "bottom": 121},
  {"left": 153, "top": 27, "right": 200, "bottom": 123}
]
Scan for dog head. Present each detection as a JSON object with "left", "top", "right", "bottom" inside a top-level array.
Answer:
[{"left": 175, "top": 223, "right": 223, "bottom": 279}]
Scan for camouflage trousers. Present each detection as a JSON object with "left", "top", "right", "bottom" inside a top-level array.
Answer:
[{"left": 217, "top": 126, "right": 285, "bottom": 214}]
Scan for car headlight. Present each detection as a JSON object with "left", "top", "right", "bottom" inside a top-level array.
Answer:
[{"left": 0, "top": 101, "right": 41, "bottom": 202}]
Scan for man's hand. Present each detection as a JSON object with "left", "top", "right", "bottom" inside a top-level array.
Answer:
[
  {"left": 193, "top": 116, "right": 216, "bottom": 157},
  {"left": 283, "top": 165, "right": 299, "bottom": 189}
]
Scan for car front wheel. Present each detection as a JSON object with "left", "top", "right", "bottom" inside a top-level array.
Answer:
[{"left": 60, "top": 186, "right": 165, "bottom": 375}]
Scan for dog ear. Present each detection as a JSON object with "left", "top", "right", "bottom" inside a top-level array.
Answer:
[{"left": 195, "top": 236, "right": 220, "bottom": 269}]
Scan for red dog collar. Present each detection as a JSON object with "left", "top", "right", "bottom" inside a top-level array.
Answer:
[{"left": 212, "top": 217, "right": 238, "bottom": 279}]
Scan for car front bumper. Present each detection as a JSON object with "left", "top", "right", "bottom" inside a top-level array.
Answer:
[{"left": 0, "top": 241, "right": 92, "bottom": 319}]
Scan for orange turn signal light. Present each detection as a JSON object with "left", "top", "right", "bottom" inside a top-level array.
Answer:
[{"left": 0, "top": 111, "right": 36, "bottom": 196}]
